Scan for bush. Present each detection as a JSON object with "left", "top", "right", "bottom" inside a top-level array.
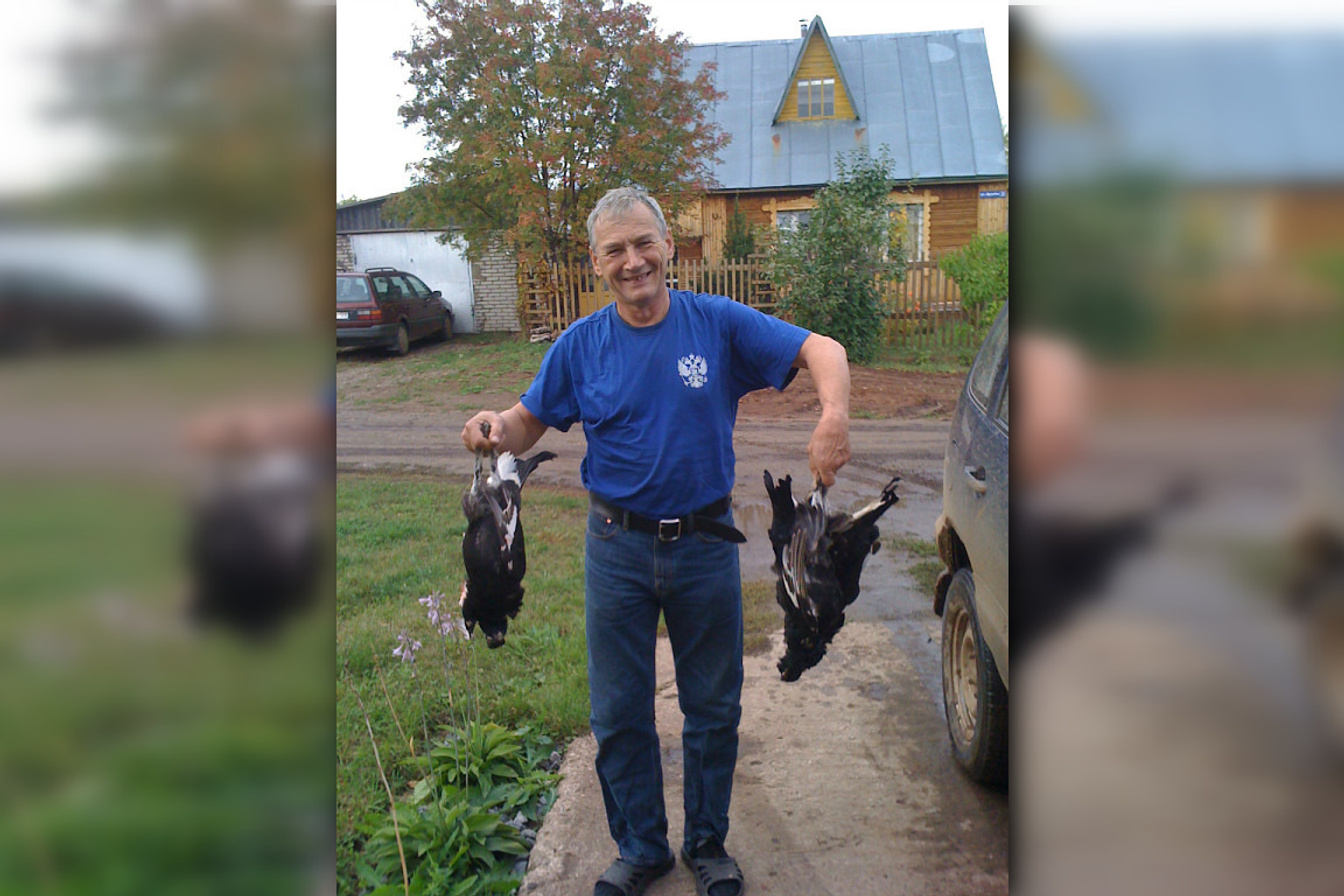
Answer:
[
  {"left": 768, "top": 147, "right": 906, "bottom": 364},
  {"left": 939, "top": 232, "right": 1008, "bottom": 327},
  {"left": 722, "top": 199, "right": 757, "bottom": 261},
  {"left": 356, "top": 723, "right": 559, "bottom": 896}
]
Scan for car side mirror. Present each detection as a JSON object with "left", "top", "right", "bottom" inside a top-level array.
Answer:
[{"left": 431, "top": 290, "right": 442, "bottom": 299}]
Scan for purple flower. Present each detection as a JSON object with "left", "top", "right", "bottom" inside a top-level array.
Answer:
[
  {"left": 392, "top": 631, "right": 421, "bottom": 664},
  {"left": 422, "top": 589, "right": 470, "bottom": 641}
]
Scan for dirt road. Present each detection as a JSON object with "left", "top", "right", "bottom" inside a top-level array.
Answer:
[{"left": 337, "top": 342, "right": 1009, "bottom": 895}]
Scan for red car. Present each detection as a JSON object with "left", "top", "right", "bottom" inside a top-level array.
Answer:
[{"left": 336, "top": 268, "right": 452, "bottom": 355}]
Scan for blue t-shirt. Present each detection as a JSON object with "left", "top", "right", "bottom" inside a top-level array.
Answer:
[{"left": 520, "top": 290, "right": 809, "bottom": 518}]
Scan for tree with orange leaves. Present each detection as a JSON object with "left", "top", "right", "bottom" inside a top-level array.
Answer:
[{"left": 391, "top": 0, "right": 727, "bottom": 267}]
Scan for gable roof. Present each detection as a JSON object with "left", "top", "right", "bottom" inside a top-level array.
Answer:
[
  {"left": 684, "top": 21, "right": 1006, "bottom": 191},
  {"left": 770, "top": 16, "right": 862, "bottom": 124},
  {"left": 1025, "top": 34, "right": 1344, "bottom": 185}
]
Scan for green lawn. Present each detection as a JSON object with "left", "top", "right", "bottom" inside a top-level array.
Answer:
[{"left": 0, "top": 475, "right": 331, "bottom": 896}]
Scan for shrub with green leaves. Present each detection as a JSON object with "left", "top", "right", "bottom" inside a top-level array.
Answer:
[
  {"left": 357, "top": 724, "right": 559, "bottom": 896},
  {"left": 938, "top": 231, "right": 1008, "bottom": 329},
  {"left": 722, "top": 199, "right": 757, "bottom": 260},
  {"left": 768, "top": 146, "right": 907, "bottom": 364}
]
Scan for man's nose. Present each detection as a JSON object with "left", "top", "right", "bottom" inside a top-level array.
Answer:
[{"left": 622, "top": 245, "right": 642, "bottom": 268}]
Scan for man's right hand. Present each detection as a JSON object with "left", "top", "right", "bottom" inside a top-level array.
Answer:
[{"left": 461, "top": 411, "right": 505, "bottom": 452}]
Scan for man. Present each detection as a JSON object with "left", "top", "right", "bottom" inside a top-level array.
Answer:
[{"left": 461, "top": 186, "right": 850, "bottom": 896}]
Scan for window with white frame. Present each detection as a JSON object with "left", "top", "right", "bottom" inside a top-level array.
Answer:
[
  {"left": 796, "top": 78, "right": 835, "bottom": 118},
  {"left": 776, "top": 209, "right": 812, "bottom": 232},
  {"left": 897, "top": 203, "right": 925, "bottom": 261}
]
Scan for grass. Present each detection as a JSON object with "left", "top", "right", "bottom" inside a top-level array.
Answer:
[
  {"left": 870, "top": 336, "right": 979, "bottom": 373},
  {"left": 336, "top": 473, "right": 588, "bottom": 878},
  {"left": 0, "top": 474, "right": 331, "bottom": 895},
  {"left": 339, "top": 334, "right": 551, "bottom": 407},
  {"left": 908, "top": 559, "right": 945, "bottom": 594}
]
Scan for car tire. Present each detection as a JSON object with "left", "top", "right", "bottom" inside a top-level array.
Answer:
[
  {"left": 389, "top": 323, "right": 409, "bottom": 356},
  {"left": 437, "top": 312, "right": 452, "bottom": 342},
  {"left": 942, "top": 568, "right": 1008, "bottom": 785}
]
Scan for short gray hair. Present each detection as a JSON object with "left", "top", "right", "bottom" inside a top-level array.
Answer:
[{"left": 586, "top": 187, "right": 670, "bottom": 249}]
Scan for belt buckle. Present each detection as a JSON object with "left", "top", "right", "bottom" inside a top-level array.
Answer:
[{"left": 657, "top": 518, "right": 682, "bottom": 542}]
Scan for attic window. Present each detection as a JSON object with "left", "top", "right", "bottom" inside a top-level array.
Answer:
[{"left": 796, "top": 78, "right": 834, "bottom": 118}]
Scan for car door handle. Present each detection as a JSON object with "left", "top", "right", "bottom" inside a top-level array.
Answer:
[{"left": 964, "top": 465, "right": 988, "bottom": 494}]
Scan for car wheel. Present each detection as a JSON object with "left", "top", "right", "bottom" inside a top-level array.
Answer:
[
  {"left": 942, "top": 568, "right": 1008, "bottom": 785},
  {"left": 389, "top": 323, "right": 409, "bottom": 356}
]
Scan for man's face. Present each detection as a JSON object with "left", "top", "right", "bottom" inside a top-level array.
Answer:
[{"left": 589, "top": 203, "right": 675, "bottom": 308}]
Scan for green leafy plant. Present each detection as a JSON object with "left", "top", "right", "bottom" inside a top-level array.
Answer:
[
  {"left": 722, "top": 199, "right": 757, "bottom": 260},
  {"left": 768, "top": 146, "right": 907, "bottom": 364},
  {"left": 358, "top": 797, "right": 528, "bottom": 896},
  {"left": 420, "top": 723, "right": 559, "bottom": 821},
  {"left": 357, "top": 723, "right": 559, "bottom": 896},
  {"left": 938, "top": 232, "right": 1008, "bottom": 332}
]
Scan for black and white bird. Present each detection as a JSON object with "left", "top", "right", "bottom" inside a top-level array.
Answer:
[
  {"left": 764, "top": 470, "right": 900, "bottom": 681},
  {"left": 460, "top": 422, "right": 555, "bottom": 648},
  {"left": 187, "top": 451, "right": 323, "bottom": 637}
]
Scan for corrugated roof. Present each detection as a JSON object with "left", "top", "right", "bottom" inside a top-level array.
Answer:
[{"left": 684, "top": 21, "right": 1007, "bottom": 190}]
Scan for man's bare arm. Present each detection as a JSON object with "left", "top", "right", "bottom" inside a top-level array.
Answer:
[
  {"left": 793, "top": 333, "right": 852, "bottom": 487},
  {"left": 461, "top": 402, "right": 548, "bottom": 455}
]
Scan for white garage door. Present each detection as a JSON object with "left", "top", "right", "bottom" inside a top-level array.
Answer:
[{"left": 348, "top": 231, "right": 474, "bottom": 333}]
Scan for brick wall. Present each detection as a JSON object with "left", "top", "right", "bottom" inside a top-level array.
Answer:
[
  {"left": 471, "top": 236, "right": 520, "bottom": 333},
  {"left": 336, "top": 233, "right": 355, "bottom": 272}
]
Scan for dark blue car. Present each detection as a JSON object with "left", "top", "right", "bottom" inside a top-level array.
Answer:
[{"left": 934, "top": 302, "right": 1009, "bottom": 785}]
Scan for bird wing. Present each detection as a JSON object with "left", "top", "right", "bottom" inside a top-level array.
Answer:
[
  {"left": 829, "top": 476, "right": 900, "bottom": 536},
  {"left": 782, "top": 525, "right": 812, "bottom": 622}
]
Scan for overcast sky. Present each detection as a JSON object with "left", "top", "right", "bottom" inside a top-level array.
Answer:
[
  {"left": 5, "top": 2, "right": 1339, "bottom": 201},
  {"left": 336, "top": 0, "right": 1011, "bottom": 202}
]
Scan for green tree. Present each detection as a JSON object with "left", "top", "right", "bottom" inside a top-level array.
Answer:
[
  {"left": 939, "top": 231, "right": 1009, "bottom": 330},
  {"left": 721, "top": 198, "right": 756, "bottom": 260},
  {"left": 768, "top": 147, "right": 906, "bottom": 364},
  {"left": 392, "top": 0, "right": 727, "bottom": 266}
]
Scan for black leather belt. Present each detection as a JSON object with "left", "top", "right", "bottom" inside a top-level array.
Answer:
[{"left": 591, "top": 494, "right": 746, "bottom": 544}]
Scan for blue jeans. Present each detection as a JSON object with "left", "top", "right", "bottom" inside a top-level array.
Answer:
[{"left": 585, "top": 504, "right": 744, "bottom": 866}]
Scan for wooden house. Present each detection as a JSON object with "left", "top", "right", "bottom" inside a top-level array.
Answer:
[
  {"left": 1017, "top": 31, "right": 1344, "bottom": 322},
  {"left": 678, "top": 16, "right": 1008, "bottom": 264}
]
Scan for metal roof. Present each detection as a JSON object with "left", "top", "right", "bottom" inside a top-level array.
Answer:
[
  {"left": 336, "top": 193, "right": 413, "bottom": 233},
  {"left": 1023, "top": 34, "right": 1344, "bottom": 184},
  {"left": 684, "top": 19, "right": 1007, "bottom": 190}
]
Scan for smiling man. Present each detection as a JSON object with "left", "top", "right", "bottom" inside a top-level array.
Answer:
[{"left": 461, "top": 186, "right": 850, "bottom": 896}]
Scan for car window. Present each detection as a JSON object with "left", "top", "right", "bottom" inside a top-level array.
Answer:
[
  {"left": 336, "top": 277, "right": 371, "bottom": 304},
  {"left": 385, "top": 275, "right": 413, "bottom": 299},
  {"left": 370, "top": 276, "right": 392, "bottom": 298},
  {"left": 968, "top": 308, "right": 1009, "bottom": 409},
  {"left": 404, "top": 275, "right": 432, "bottom": 299}
]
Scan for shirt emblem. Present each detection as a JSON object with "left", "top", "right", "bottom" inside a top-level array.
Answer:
[{"left": 677, "top": 354, "right": 708, "bottom": 389}]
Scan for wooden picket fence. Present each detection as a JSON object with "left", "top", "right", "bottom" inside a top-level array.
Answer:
[{"left": 519, "top": 255, "right": 981, "bottom": 354}]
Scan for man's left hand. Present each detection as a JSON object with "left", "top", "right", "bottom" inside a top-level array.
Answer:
[{"left": 808, "top": 411, "right": 851, "bottom": 487}]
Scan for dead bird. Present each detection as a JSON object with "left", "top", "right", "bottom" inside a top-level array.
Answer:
[
  {"left": 460, "top": 421, "right": 556, "bottom": 647},
  {"left": 764, "top": 470, "right": 901, "bottom": 681},
  {"left": 187, "top": 451, "right": 323, "bottom": 637}
]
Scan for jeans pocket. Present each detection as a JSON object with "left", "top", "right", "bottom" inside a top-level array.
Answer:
[{"left": 587, "top": 510, "right": 621, "bottom": 541}]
